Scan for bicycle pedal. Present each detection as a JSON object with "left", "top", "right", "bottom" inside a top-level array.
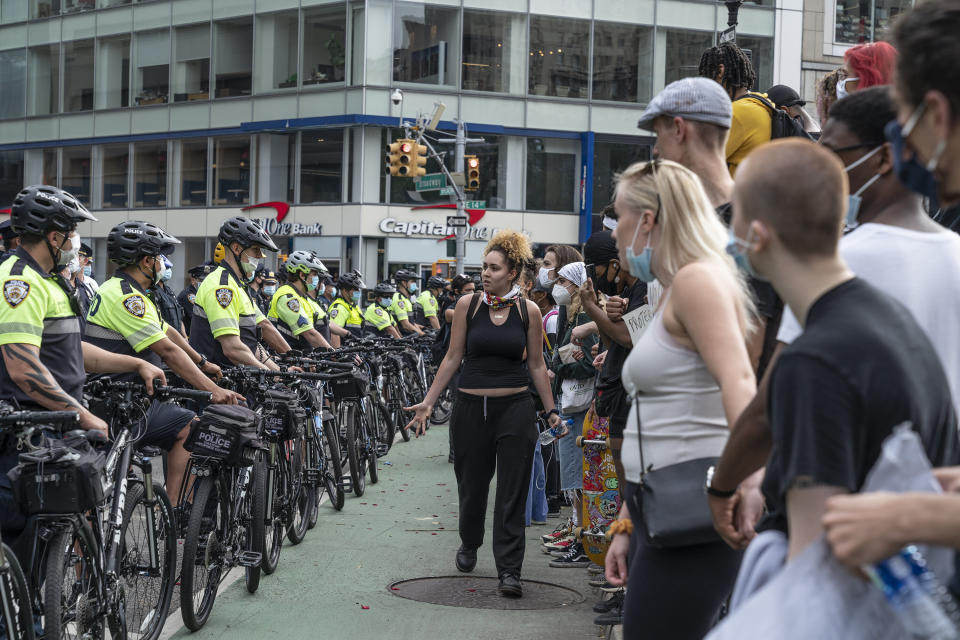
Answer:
[
  {"left": 235, "top": 551, "right": 262, "bottom": 567},
  {"left": 375, "top": 443, "right": 389, "bottom": 458}
]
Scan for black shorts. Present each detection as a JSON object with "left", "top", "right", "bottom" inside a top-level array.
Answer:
[{"left": 142, "top": 400, "right": 195, "bottom": 451}]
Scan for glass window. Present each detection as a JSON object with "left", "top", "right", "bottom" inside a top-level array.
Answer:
[
  {"left": 213, "top": 137, "right": 250, "bottom": 205},
  {"left": 592, "top": 138, "right": 651, "bottom": 229},
  {"left": 62, "top": 0, "right": 93, "bottom": 13},
  {"left": 173, "top": 24, "right": 210, "bottom": 102},
  {"left": 663, "top": 29, "right": 714, "bottom": 87},
  {"left": 42, "top": 149, "right": 57, "bottom": 185},
  {"left": 96, "top": 36, "right": 130, "bottom": 109},
  {"left": 835, "top": 0, "right": 912, "bottom": 44},
  {"left": 464, "top": 135, "right": 504, "bottom": 209},
  {"left": 134, "top": 30, "right": 169, "bottom": 106},
  {"left": 393, "top": 3, "right": 459, "bottom": 86},
  {"left": 299, "top": 129, "right": 343, "bottom": 203},
  {"left": 214, "top": 18, "right": 252, "bottom": 99},
  {"left": 254, "top": 133, "right": 294, "bottom": 201},
  {"left": 461, "top": 10, "right": 525, "bottom": 94},
  {"left": 0, "top": 49, "right": 26, "bottom": 119},
  {"left": 64, "top": 39, "right": 94, "bottom": 112},
  {"left": 31, "top": 0, "right": 59, "bottom": 18},
  {"left": 254, "top": 11, "right": 299, "bottom": 92},
  {"left": 0, "top": 151, "right": 24, "bottom": 209},
  {"left": 62, "top": 146, "right": 91, "bottom": 206},
  {"left": 27, "top": 44, "right": 59, "bottom": 115},
  {"left": 101, "top": 144, "right": 129, "bottom": 209},
  {"left": 738, "top": 35, "right": 774, "bottom": 92},
  {"left": 2, "top": 0, "right": 28, "bottom": 23},
  {"left": 525, "top": 138, "right": 575, "bottom": 212},
  {"left": 592, "top": 22, "right": 653, "bottom": 103},
  {"left": 528, "top": 16, "right": 589, "bottom": 99},
  {"left": 134, "top": 142, "right": 166, "bottom": 208},
  {"left": 384, "top": 127, "right": 443, "bottom": 205},
  {"left": 180, "top": 139, "right": 208, "bottom": 206},
  {"left": 302, "top": 5, "right": 347, "bottom": 86}
]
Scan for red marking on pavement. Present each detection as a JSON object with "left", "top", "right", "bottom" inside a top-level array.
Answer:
[
  {"left": 361, "top": 605, "right": 370, "bottom": 610},
  {"left": 241, "top": 201, "right": 291, "bottom": 223},
  {"left": 467, "top": 589, "right": 476, "bottom": 592}
]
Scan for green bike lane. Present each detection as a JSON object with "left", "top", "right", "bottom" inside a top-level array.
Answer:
[{"left": 161, "top": 425, "right": 599, "bottom": 640}]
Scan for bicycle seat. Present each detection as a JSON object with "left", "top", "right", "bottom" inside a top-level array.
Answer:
[{"left": 139, "top": 445, "right": 164, "bottom": 457}]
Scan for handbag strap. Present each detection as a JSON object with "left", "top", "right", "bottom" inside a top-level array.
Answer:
[{"left": 634, "top": 391, "right": 648, "bottom": 478}]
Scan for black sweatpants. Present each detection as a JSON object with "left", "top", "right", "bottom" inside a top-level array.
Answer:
[{"left": 452, "top": 391, "right": 537, "bottom": 577}]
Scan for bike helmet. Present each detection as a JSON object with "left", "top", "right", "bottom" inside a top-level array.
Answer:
[
  {"left": 393, "top": 268, "right": 418, "bottom": 282},
  {"left": 11, "top": 185, "right": 96, "bottom": 236},
  {"left": 338, "top": 270, "right": 365, "bottom": 291},
  {"left": 217, "top": 216, "right": 279, "bottom": 252},
  {"left": 285, "top": 250, "right": 326, "bottom": 276},
  {"left": 374, "top": 281, "right": 397, "bottom": 296},
  {"left": 107, "top": 221, "right": 181, "bottom": 266},
  {"left": 427, "top": 275, "right": 447, "bottom": 290},
  {"left": 307, "top": 251, "right": 330, "bottom": 273}
]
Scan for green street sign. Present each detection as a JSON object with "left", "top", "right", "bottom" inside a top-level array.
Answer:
[
  {"left": 438, "top": 186, "right": 457, "bottom": 196},
  {"left": 464, "top": 200, "right": 486, "bottom": 209},
  {"left": 414, "top": 173, "right": 446, "bottom": 191}
]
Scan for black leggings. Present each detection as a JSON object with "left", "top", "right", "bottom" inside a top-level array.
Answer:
[
  {"left": 452, "top": 391, "right": 537, "bottom": 576},
  {"left": 622, "top": 481, "right": 743, "bottom": 640}
]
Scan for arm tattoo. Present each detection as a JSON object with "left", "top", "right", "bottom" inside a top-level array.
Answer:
[{"left": 1, "top": 344, "right": 83, "bottom": 410}]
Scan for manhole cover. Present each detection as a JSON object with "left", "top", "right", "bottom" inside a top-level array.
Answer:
[{"left": 388, "top": 576, "right": 584, "bottom": 610}]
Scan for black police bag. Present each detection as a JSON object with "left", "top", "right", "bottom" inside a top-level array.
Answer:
[
  {"left": 184, "top": 404, "right": 262, "bottom": 466},
  {"left": 9, "top": 440, "right": 106, "bottom": 515}
]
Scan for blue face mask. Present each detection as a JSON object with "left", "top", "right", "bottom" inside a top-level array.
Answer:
[
  {"left": 842, "top": 146, "right": 884, "bottom": 230},
  {"left": 378, "top": 298, "right": 391, "bottom": 308},
  {"left": 263, "top": 285, "right": 277, "bottom": 296},
  {"left": 161, "top": 267, "right": 173, "bottom": 282},
  {"left": 625, "top": 219, "right": 655, "bottom": 283},
  {"left": 885, "top": 113, "right": 941, "bottom": 212},
  {"left": 307, "top": 275, "right": 319, "bottom": 292},
  {"left": 328, "top": 286, "right": 337, "bottom": 298},
  {"left": 408, "top": 281, "right": 418, "bottom": 293},
  {"left": 725, "top": 228, "right": 764, "bottom": 280},
  {"left": 351, "top": 290, "right": 361, "bottom": 305},
  {"left": 83, "top": 265, "right": 92, "bottom": 278}
]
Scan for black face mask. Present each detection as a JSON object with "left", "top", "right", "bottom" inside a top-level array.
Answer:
[{"left": 594, "top": 261, "right": 621, "bottom": 296}]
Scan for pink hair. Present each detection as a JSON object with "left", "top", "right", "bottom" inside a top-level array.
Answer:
[{"left": 844, "top": 42, "right": 898, "bottom": 89}]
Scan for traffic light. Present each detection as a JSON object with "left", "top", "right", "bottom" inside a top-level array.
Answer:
[
  {"left": 385, "top": 139, "right": 408, "bottom": 177},
  {"left": 412, "top": 142, "right": 428, "bottom": 177},
  {"left": 386, "top": 138, "right": 428, "bottom": 177},
  {"left": 465, "top": 155, "right": 480, "bottom": 191}
]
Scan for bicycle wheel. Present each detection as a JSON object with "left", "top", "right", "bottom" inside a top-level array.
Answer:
[
  {"left": 245, "top": 457, "right": 265, "bottom": 594},
  {"left": 360, "top": 406, "right": 378, "bottom": 485},
  {"left": 286, "top": 437, "right": 310, "bottom": 546},
  {"left": 43, "top": 524, "right": 105, "bottom": 640},
  {"left": 404, "top": 367, "right": 427, "bottom": 430},
  {"left": 390, "top": 379, "right": 411, "bottom": 442},
  {"left": 430, "top": 387, "right": 454, "bottom": 425},
  {"left": 119, "top": 481, "right": 176, "bottom": 640},
  {"left": 322, "top": 418, "right": 345, "bottom": 511},
  {"left": 304, "top": 436, "right": 321, "bottom": 529},
  {"left": 343, "top": 402, "right": 366, "bottom": 497},
  {"left": 369, "top": 394, "right": 394, "bottom": 454},
  {"left": 180, "top": 475, "right": 225, "bottom": 631},
  {"left": 0, "top": 543, "right": 35, "bottom": 640},
  {"left": 261, "top": 449, "right": 285, "bottom": 575}
]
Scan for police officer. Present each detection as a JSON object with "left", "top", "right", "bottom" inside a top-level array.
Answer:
[
  {"left": 249, "top": 264, "right": 271, "bottom": 317},
  {"left": 328, "top": 270, "right": 365, "bottom": 346},
  {"left": 189, "top": 216, "right": 291, "bottom": 370},
  {"left": 0, "top": 218, "right": 20, "bottom": 261},
  {"left": 0, "top": 186, "right": 165, "bottom": 535},
  {"left": 268, "top": 251, "right": 333, "bottom": 351},
  {"left": 85, "top": 220, "right": 242, "bottom": 502},
  {"left": 262, "top": 270, "right": 278, "bottom": 300},
  {"left": 364, "top": 282, "right": 402, "bottom": 338},
  {"left": 416, "top": 275, "right": 446, "bottom": 330},
  {"left": 389, "top": 268, "right": 424, "bottom": 336},
  {"left": 320, "top": 274, "right": 335, "bottom": 308},
  {"left": 153, "top": 255, "right": 186, "bottom": 337},
  {"left": 177, "top": 263, "right": 212, "bottom": 336}
]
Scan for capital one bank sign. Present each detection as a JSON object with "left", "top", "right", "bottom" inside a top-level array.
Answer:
[{"left": 378, "top": 217, "right": 493, "bottom": 240}]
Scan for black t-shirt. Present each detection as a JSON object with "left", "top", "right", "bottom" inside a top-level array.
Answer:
[
  {"left": 599, "top": 278, "right": 648, "bottom": 421},
  {"left": 759, "top": 278, "right": 959, "bottom": 534}
]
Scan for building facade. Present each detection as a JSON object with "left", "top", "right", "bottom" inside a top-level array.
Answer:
[{"left": 0, "top": 0, "right": 799, "bottom": 286}]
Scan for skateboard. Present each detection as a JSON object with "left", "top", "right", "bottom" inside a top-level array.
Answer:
[{"left": 575, "top": 407, "right": 621, "bottom": 566}]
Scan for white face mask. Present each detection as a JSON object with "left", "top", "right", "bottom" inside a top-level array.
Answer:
[
  {"left": 551, "top": 283, "right": 572, "bottom": 306},
  {"left": 538, "top": 266, "right": 556, "bottom": 288},
  {"left": 56, "top": 232, "right": 80, "bottom": 267},
  {"left": 836, "top": 77, "right": 858, "bottom": 101}
]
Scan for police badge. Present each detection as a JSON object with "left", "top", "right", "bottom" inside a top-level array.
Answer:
[
  {"left": 286, "top": 298, "right": 300, "bottom": 313},
  {"left": 215, "top": 288, "right": 233, "bottom": 308},
  {"left": 187, "top": 293, "right": 196, "bottom": 304},
  {"left": 2, "top": 279, "right": 29, "bottom": 308},
  {"left": 329, "top": 308, "right": 339, "bottom": 319},
  {"left": 123, "top": 294, "right": 146, "bottom": 318}
]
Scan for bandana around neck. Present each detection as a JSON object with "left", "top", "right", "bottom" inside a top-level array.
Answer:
[{"left": 482, "top": 285, "right": 522, "bottom": 310}]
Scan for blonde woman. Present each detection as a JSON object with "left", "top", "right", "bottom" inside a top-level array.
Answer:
[
  {"left": 406, "top": 230, "right": 562, "bottom": 598},
  {"left": 604, "top": 160, "right": 757, "bottom": 639}
]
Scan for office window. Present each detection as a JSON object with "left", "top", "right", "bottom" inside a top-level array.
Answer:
[
  {"left": 738, "top": 35, "right": 774, "bottom": 92},
  {"left": 134, "top": 30, "right": 169, "bottom": 106},
  {"left": 101, "top": 144, "right": 129, "bottom": 209},
  {"left": 31, "top": 0, "right": 59, "bottom": 18},
  {"left": 464, "top": 134, "right": 504, "bottom": 209},
  {"left": 299, "top": 129, "right": 343, "bottom": 203},
  {"left": 302, "top": 5, "right": 347, "bottom": 86},
  {"left": 214, "top": 18, "right": 252, "bottom": 99},
  {"left": 2, "top": 0, "right": 27, "bottom": 23},
  {"left": 97, "top": 36, "right": 130, "bottom": 109},
  {"left": 99, "top": 0, "right": 129, "bottom": 7},
  {"left": 213, "top": 137, "right": 250, "bottom": 205},
  {"left": 173, "top": 24, "right": 210, "bottom": 102},
  {"left": 835, "top": 0, "right": 912, "bottom": 44},
  {"left": 254, "top": 11, "right": 299, "bottom": 91},
  {"left": 180, "top": 139, "right": 207, "bottom": 206},
  {"left": 592, "top": 138, "right": 651, "bottom": 230},
  {"left": 461, "top": 10, "right": 525, "bottom": 94},
  {"left": 526, "top": 138, "right": 575, "bottom": 212},
  {"left": 528, "top": 16, "right": 589, "bottom": 99},
  {"left": 42, "top": 149, "right": 57, "bottom": 185},
  {"left": 663, "top": 29, "right": 714, "bottom": 86},
  {"left": 592, "top": 22, "right": 653, "bottom": 103},
  {"left": 64, "top": 39, "right": 94, "bottom": 112},
  {"left": 0, "top": 151, "right": 24, "bottom": 209},
  {"left": 27, "top": 44, "right": 59, "bottom": 115},
  {"left": 393, "top": 3, "right": 459, "bottom": 86},
  {"left": 255, "top": 133, "right": 294, "bottom": 201},
  {"left": 62, "top": 0, "right": 93, "bottom": 14},
  {"left": 134, "top": 142, "right": 166, "bottom": 208},
  {"left": 62, "top": 147, "right": 91, "bottom": 206},
  {"left": 0, "top": 49, "right": 26, "bottom": 119}
]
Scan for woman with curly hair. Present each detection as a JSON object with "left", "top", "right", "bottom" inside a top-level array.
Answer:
[
  {"left": 816, "top": 68, "right": 846, "bottom": 125},
  {"left": 406, "top": 230, "right": 562, "bottom": 598}
]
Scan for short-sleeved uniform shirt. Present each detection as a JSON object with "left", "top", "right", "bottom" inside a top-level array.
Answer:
[
  {"left": 389, "top": 292, "right": 413, "bottom": 325},
  {"left": 267, "top": 283, "right": 314, "bottom": 349},
  {"left": 758, "top": 278, "right": 960, "bottom": 535},
  {"left": 0, "top": 248, "right": 85, "bottom": 408},
  {"left": 363, "top": 303, "right": 395, "bottom": 334},
  {"left": 189, "top": 264, "right": 265, "bottom": 366},
  {"left": 328, "top": 296, "right": 363, "bottom": 336},
  {"left": 177, "top": 284, "right": 197, "bottom": 335},
  {"left": 416, "top": 290, "right": 439, "bottom": 322},
  {"left": 306, "top": 296, "right": 330, "bottom": 342}
]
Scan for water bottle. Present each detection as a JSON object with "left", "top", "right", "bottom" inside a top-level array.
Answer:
[
  {"left": 867, "top": 546, "right": 959, "bottom": 639},
  {"left": 538, "top": 417, "right": 574, "bottom": 446}
]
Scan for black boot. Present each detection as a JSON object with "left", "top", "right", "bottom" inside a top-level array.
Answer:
[
  {"left": 455, "top": 545, "right": 477, "bottom": 572},
  {"left": 498, "top": 572, "right": 523, "bottom": 598}
]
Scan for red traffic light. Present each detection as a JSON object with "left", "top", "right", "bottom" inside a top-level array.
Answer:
[
  {"left": 400, "top": 142, "right": 413, "bottom": 153},
  {"left": 467, "top": 157, "right": 479, "bottom": 169}
]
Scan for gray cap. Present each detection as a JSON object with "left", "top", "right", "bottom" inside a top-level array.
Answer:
[{"left": 637, "top": 77, "right": 733, "bottom": 131}]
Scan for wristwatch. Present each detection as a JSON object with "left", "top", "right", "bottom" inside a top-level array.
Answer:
[
  {"left": 197, "top": 355, "right": 207, "bottom": 368},
  {"left": 704, "top": 465, "right": 737, "bottom": 498}
]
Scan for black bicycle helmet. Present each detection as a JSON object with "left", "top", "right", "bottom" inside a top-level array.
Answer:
[
  {"left": 374, "top": 281, "right": 396, "bottom": 296},
  {"left": 107, "top": 221, "right": 181, "bottom": 266},
  {"left": 11, "top": 185, "right": 96, "bottom": 236},
  {"left": 285, "top": 250, "right": 326, "bottom": 276},
  {"left": 338, "top": 270, "right": 365, "bottom": 291},
  {"left": 393, "top": 268, "right": 418, "bottom": 282},
  {"left": 218, "top": 215, "right": 279, "bottom": 252},
  {"left": 427, "top": 275, "right": 447, "bottom": 290}
]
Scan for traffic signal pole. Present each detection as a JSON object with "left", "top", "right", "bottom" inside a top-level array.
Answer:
[{"left": 455, "top": 121, "right": 466, "bottom": 274}]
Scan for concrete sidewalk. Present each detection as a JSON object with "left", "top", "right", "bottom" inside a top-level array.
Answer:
[{"left": 162, "top": 425, "right": 602, "bottom": 640}]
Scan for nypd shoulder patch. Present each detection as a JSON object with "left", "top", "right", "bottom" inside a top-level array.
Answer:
[
  {"left": 215, "top": 288, "right": 233, "bottom": 308},
  {"left": 2, "top": 279, "right": 29, "bottom": 308},
  {"left": 286, "top": 297, "right": 301, "bottom": 313},
  {"left": 329, "top": 307, "right": 339, "bottom": 319},
  {"left": 375, "top": 307, "right": 384, "bottom": 316},
  {"left": 123, "top": 294, "right": 146, "bottom": 318}
]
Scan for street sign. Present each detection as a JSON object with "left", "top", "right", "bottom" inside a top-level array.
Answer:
[
  {"left": 439, "top": 186, "right": 456, "bottom": 196},
  {"left": 446, "top": 216, "right": 468, "bottom": 228},
  {"left": 464, "top": 200, "right": 486, "bottom": 209},
  {"left": 414, "top": 173, "right": 446, "bottom": 191}
]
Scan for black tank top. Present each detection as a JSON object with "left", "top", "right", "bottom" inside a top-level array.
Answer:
[{"left": 459, "top": 302, "right": 529, "bottom": 388}]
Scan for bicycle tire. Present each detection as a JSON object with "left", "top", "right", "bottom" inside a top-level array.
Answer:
[
  {"left": 362, "top": 408, "right": 378, "bottom": 485},
  {"left": 343, "top": 402, "right": 366, "bottom": 497},
  {"left": 0, "top": 543, "right": 35, "bottom": 640},
  {"left": 286, "top": 438, "right": 310, "bottom": 545},
  {"left": 262, "top": 451, "right": 285, "bottom": 575},
  {"left": 430, "top": 387, "right": 453, "bottom": 425},
  {"left": 179, "top": 475, "right": 223, "bottom": 631},
  {"left": 246, "top": 457, "right": 265, "bottom": 594},
  {"left": 305, "top": 438, "right": 321, "bottom": 529},
  {"left": 369, "top": 394, "right": 394, "bottom": 454},
  {"left": 391, "top": 379, "right": 411, "bottom": 442},
  {"left": 43, "top": 524, "right": 105, "bottom": 640},
  {"left": 404, "top": 367, "right": 428, "bottom": 431},
  {"left": 118, "top": 481, "right": 176, "bottom": 640},
  {"left": 322, "top": 418, "right": 345, "bottom": 511}
]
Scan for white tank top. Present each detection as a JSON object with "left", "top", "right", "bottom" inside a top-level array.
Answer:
[{"left": 620, "top": 295, "right": 730, "bottom": 483}]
